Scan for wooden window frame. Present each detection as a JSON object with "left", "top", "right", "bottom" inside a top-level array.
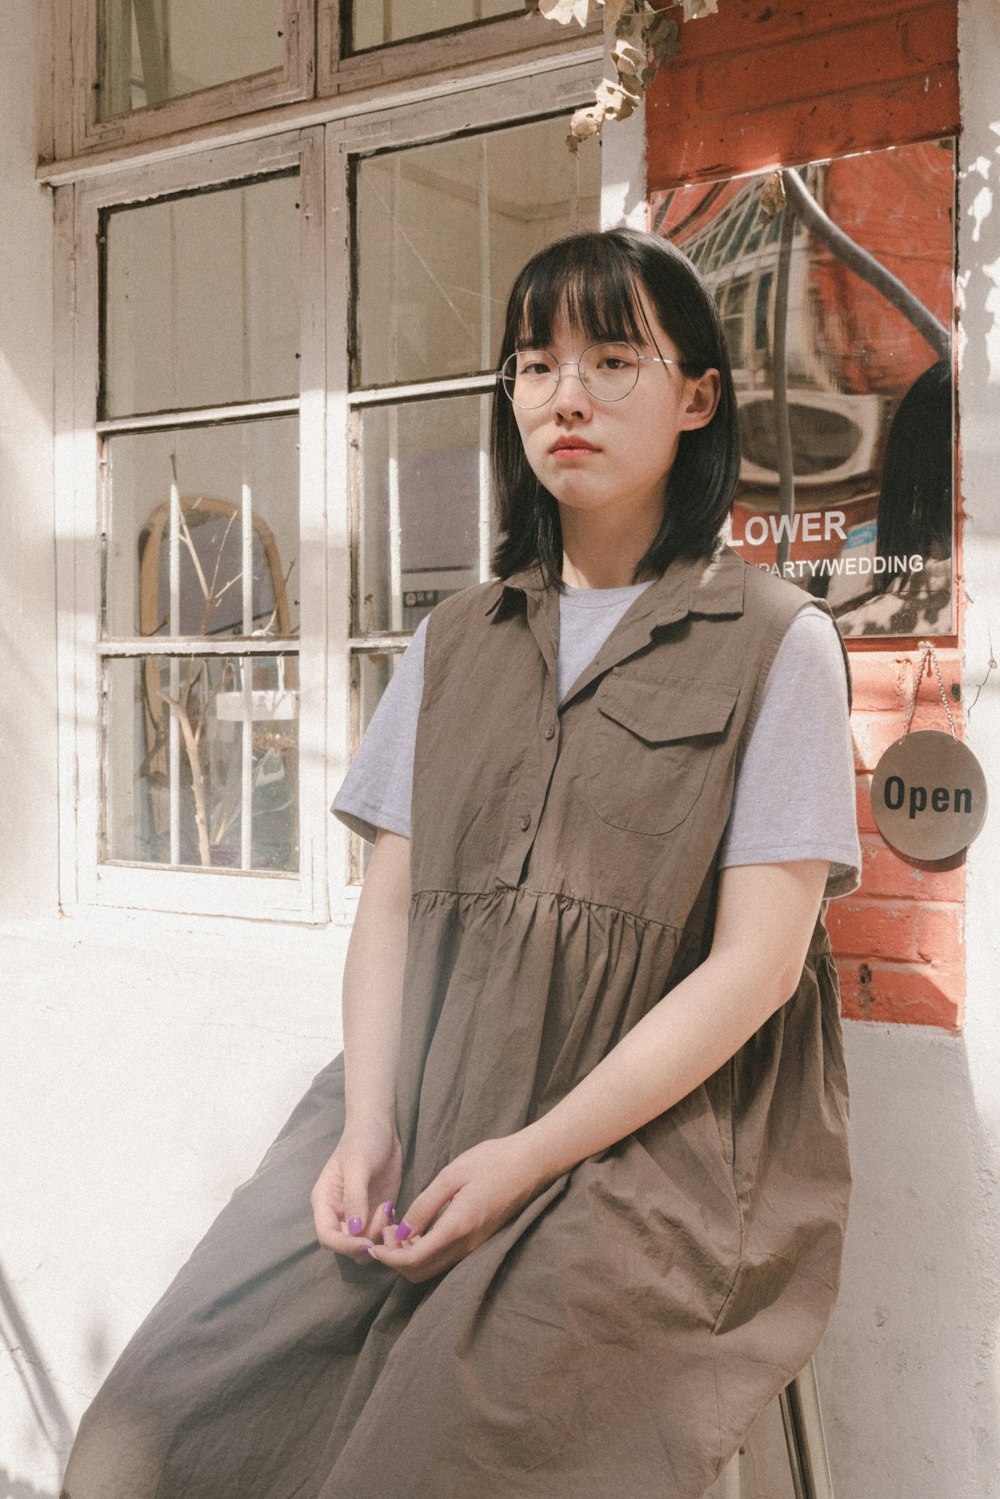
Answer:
[
  {"left": 60, "top": 0, "right": 314, "bottom": 158},
  {"left": 56, "top": 130, "right": 329, "bottom": 922},
  {"left": 55, "top": 1, "right": 600, "bottom": 164},
  {"left": 317, "top": 2, "right": 599, "bottom": 98}
]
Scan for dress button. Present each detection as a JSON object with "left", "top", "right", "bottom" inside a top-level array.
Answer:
[
  {"left": 519, "top": 814, "right": 531, "bottom": 831},
  {"left": 543, "top": 725, "right": 555, "bottom": 740}
]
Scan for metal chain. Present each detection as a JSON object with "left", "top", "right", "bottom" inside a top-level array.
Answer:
[{"left": 902, "top": 640, "right": 957, "bottom": 739}]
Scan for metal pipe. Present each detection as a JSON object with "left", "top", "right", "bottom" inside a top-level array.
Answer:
[
  {"left": 772, "top": 198, "right": 797, "bottom": 575},
  {"left": 779, "top": 1359, "right": 836, "bottom": 1499},
  {"left": 781, "top": 167, "right": 950, "bottom": 360}
]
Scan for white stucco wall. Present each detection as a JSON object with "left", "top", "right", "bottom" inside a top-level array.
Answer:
[
  {"left": 2, "top": 3, "right": 1000, "bottom": 1498},
  {"left": 0, "top": 0, "right": 57, "bottom": 923},
  {"left": 816, "top": 4, "right": 1000, "bottom": 1493}
]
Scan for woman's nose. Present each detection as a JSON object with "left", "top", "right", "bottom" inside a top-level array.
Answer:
[{"left": 551, "top": 366, "right": 592, "bottom": 419}]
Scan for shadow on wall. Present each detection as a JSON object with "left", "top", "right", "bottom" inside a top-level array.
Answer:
[
  {"left": 0, "top": 1256, "right": 74, "bottom": 1499},
  {"left": 823, "top": 1029, "right": 1000, "bottom": 1495},
  {"left": 0, "top": 1467, "right": 58, "bottom": 1499}
]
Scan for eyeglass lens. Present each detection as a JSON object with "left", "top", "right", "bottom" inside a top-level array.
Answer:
[{"left": 501, "top": 342, "right": 642, "bottom": 407}]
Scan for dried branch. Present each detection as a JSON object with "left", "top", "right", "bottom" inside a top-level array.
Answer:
[
  {"left": 527, "top": 0, "right": 718, "bottom": 142},
  {"left": 158, "top": 657, "right": 239, "bottom": 865}
]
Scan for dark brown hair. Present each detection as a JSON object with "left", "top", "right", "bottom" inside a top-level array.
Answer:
[
  {"left": 874, "top": 359, "right": 952, "bottom": 592},
  {"left": 490, "top": 228, "right": 740, "bottom": 586}
]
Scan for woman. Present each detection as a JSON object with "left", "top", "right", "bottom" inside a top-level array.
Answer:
[{"left": 62, "top": 229, "right": 860, "bottom": 1499}]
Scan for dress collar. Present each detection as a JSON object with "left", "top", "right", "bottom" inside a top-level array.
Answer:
[{"left": 484, "top": 547, "right": 747, "bottom": 626}]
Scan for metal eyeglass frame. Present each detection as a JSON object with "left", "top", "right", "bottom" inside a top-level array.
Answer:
[{"left": 499, "top": 341, "right": 678, "bottom": 408}]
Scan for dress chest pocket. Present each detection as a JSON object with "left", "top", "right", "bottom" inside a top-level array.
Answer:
[{"left": 586, "top": 673, "right": 739, "bottom": 835}]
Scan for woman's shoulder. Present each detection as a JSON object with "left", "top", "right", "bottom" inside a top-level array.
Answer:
[
  {"left": 424, "top": 578, "right": 505, "bottom": 637},
  {"left": 419, "top": 579, "right": 510, "bottom": 672},
  {"left": 734, "top": 551, "right": 820, "bottom": 619}
]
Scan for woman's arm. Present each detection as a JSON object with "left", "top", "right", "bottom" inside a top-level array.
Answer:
[
  {"left": 371, "top": 857, "right": 828, "bottom": 1282},
  {"left": 311, "top": 827, "right": 411, "bottom": 1257}
]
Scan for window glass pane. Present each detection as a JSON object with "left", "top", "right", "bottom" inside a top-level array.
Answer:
[
  {"left": 348, "top": 0, "right": 520, "bottom": 52},
  {"left": 98, "top": 0, "right": 286, "bottom": 120},
  {"left": 354, "top": 118, "right": 601, "bottom": 387},
  {"left": 104, "top": 174, "right": 300, "bottom": 417},
  {"left": 355, "top": 395, "right": 488, "bottom": 635},
  {"left": 104, "top": 418, "right": 300, "bottom": 640},
  {"left": 105, "top": 653, "right": 299, "bottom": 871}
]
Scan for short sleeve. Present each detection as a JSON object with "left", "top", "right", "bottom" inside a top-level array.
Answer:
[
  {"left": 331, "top": 616, "right": 427, "bottom": 844},
  {"left": 718, "top": 606, "right": 860, "bottom": 899}
]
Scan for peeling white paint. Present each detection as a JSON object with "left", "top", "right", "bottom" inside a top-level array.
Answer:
[
  {"left": 970, "top": 184, "right": 994, "bottom": 241},
  {"left": 983, "top": 254, "right": 1000, "bottom": 380}
]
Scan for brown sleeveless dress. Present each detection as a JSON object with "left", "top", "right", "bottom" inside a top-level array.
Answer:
[{"left": 62, "top": 549, "right": 851, "bottom": 1499}]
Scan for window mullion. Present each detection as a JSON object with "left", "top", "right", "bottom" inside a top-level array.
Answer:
[
  {"left": 96, "top": 398, "right": 301, "bottom": 436},
  {"left": 98, "top": 637, "right": 299, "bottom": 657},
  {"left": 477, "top": 135, "right": 492, "bottom": 582},
  {"left": 168, "top": 463, "right": 182, "bottom": 862},
  {"left": 347, "top": 373, "right": 498, "bottom": 405}
]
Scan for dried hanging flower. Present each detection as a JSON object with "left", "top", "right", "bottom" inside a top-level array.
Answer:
[{"left": 527, "top": 0, "right": 719, "bottom": 142}]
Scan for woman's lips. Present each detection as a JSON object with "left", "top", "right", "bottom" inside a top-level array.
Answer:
[{"left": 550, "top": 438, "right": 600, "bottom": 455}]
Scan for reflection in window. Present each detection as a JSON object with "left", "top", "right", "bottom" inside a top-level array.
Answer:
[
  {"left": 105, "top": 653, "right": 298, "bottom": 871},
  {"left": 348, "top": 0, "right": 521, "bottom": 52},
  {"left": 103, "top": 420, "right": 300, "bottom": 639},
  {"left": 97, "top": 0, "right": 286, "bottom": 118},
  {"left": 741, "top": 399, "right": 865, "bottom": 478},
  {"left": 652, "top": 140, "right": 955, "bottom": 637}
]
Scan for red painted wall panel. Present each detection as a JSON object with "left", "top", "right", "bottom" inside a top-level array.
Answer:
[
  {"left": 646, "top": 0, "right": 958, "bottom": 188},
  {"left": 645, "top": 0, "right": 963, "bottom": 1029}
]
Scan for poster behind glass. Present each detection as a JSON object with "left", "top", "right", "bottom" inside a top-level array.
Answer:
[{"left": 651, "top": 140, "right": 955, "bottom": 637}]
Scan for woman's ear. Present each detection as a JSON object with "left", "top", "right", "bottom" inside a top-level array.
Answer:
[{"left": 679, "top": 369, "right": 721, "bottom": 431}]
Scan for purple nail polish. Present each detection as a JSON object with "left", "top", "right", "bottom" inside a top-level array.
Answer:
[
  {"left": 348, "top": 1215, "right": 363, "bottom": 1236},
  {"left": 384, "top": 1201, "right": 395, "bottom": 1220},
  {"left": 395, "top": 1219, "right": 413, "bottom": 1242}
]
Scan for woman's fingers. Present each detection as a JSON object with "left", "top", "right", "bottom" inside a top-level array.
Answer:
[
  {"left": 310, "top": 1152, "right": 347, "bottom": 1248},
  {"left": 311, "top": 1142, "right": 396, "bottom": 1259},
  {"left": 390, "top": 1165, "right": 459, "bottom": 1244},
  {"left": 368, "top": 1211, "right": 468, "bottom": 1282},
  {"left": 369, "top": 1166, "right": 476, "bottom": 1280},
  {"left": 343, "top": 1151, "right": 384, "bottom": 1240}
]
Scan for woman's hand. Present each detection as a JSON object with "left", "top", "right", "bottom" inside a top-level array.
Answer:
[
  {"left": 311, "top": 1117, "right": 403, "bottom": 1260},
  {"left": 368, "top": 1134, "right": 545, "bottom": 1284}
]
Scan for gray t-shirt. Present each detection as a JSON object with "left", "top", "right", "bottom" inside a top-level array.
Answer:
[{"left": 334, "top": 585, "right": 861, "bottom": 898}]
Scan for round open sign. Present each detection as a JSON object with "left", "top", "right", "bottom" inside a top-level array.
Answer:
[{"left": 871, "top": 730, "right": 988, "bottom": 860}]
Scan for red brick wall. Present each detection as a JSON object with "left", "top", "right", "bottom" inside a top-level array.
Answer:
[
  {"left": 645, "top": 0, "right": 958, "bottom": 188},
  {"left": 645, "top": 0, "right": 963, "bottom": 1029},
  {"left": 833, "top": 652, "right": 965, "bottom": 1027}
]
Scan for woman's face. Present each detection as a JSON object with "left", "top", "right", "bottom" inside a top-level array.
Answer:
[{"left": 511, "top": 290, "right": 720, "bottom": 534}]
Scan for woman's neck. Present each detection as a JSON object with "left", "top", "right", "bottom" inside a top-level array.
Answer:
[{"left": 559, "top": 505, "right": 660, "bottom": 589}]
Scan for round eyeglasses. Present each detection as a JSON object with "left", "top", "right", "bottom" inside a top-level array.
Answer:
[{"left": 499, "top": 341, "right": 677, "bottom": 409}]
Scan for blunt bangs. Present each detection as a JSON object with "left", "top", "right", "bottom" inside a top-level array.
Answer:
[
  {"left": 491, "top": 228, "right": 741, "bottom": 589},
  {"left": 513, "top": 240, "right": 651, "bottom": 354}
]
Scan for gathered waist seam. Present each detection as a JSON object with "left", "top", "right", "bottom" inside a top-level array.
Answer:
[{"left": 408, "top": 884, "right": 682, "bottom": 935}]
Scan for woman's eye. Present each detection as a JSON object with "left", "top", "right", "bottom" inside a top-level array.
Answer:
[{"left": 520, "top": 359, "right": 552, "bottom": 377}]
